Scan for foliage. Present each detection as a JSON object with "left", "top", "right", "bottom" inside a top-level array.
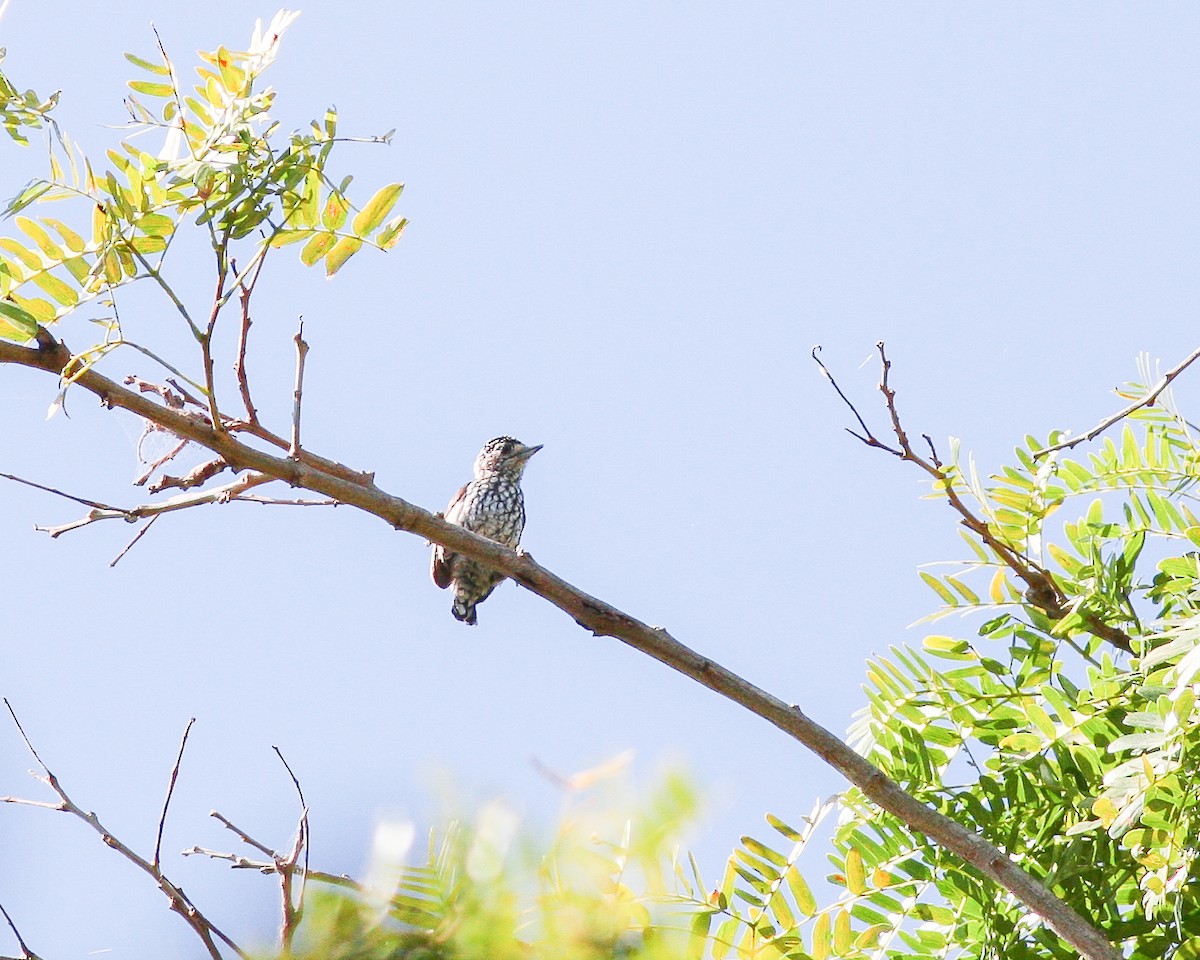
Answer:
[
  {"left": 0, "top": 10, "right": 405, "bottom": 361},
  {"left": 288, "top": 774, "right": 702, "bottom": 960},
  {"left": 273, "top": 364, "right": 1200, "bottom": 960},
  {"left": 3, "top": 12, "right": 1200, "bottom": 960}
]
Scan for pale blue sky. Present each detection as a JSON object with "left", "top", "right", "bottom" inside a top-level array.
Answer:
[{"left": 2, "top": 3, "right": 1199, "bottom": 956}]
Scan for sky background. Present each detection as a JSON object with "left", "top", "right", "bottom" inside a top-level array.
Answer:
[{"left": 1, "top": 2, "right": 1199, "bottom": 956}]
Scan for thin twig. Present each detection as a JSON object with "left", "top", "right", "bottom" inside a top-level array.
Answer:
[
  {"left": 109, "top": 515, "right": 161, "bottom": 568},
  {"left": 200, "top": 258, "right": 229, "bottom": 435},
  {"left": 150, "top": 458, "right": 231, "bottom": 494},
  {"left": 182, "top": 847, "right": 358, "bottom": 891},
  {"left": 0, "top": 326, "right": 1123, "bottom": 960},
  {"left": 0, "top": 901, "right": 39, "bottom": 960},
  {"left": 273, "top": 746, "right": 309, "bottom": 953},
  {"left": 35, "top": 472, "right": 274, "bottom": 538},
  {"left": 289, "top": 318, "right": 308, "bottom": 459},
  {"left": 233, "top": 254, "right": 268, "bottom": 424},
  {"left": 237, "top": 495, "right": 339, "bottom": 507},
  {"left": 1037, "top": 344, "right": 1200, "bottom": 458},
  {"left": 1, "top": 700, "right": 245, "bottom": 960},
  {"left": 812, "top": 346, "right": 884, "bottom": 450},
  {"left": 0, "top": 472, "right": 127, "bottom": 514},
  {"left": 210, "top": 811, "right": 278, "bottom": 860},
  {"left": 154, "top": 718, "right": 196, "bottom": 869},
  {"left": 817, "top": 343, "right": 1132, "bottom": 655}
]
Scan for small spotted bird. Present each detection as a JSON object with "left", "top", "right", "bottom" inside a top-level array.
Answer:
[{"left": 430, "top": 436, "right": 542, "bottom": 625}]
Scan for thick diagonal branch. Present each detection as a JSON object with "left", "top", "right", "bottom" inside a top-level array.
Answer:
[{"left": 0, "top": 329, "right": 1120, "bottom": 960}]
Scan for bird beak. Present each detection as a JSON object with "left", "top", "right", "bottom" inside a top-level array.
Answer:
[{"left": 514, "top": 443, "right": 543, "bottom": 461}]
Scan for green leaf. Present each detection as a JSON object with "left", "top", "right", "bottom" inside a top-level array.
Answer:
[
  {"left": 0, "top": 300, "right": 38, "bottom": 339},
  {"left": 353, "top": 182, "right": 404, "bottom": 235},
  {"left": 136, "top": 212, "right": 176, "bottom": 237}
]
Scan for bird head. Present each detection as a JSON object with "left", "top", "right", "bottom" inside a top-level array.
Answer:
[{"left": 474, "top": 436, "right": 543, "bottom": 478}]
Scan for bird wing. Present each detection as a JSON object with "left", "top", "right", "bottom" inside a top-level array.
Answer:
[{"left": 430, "top": 483, "right": 469, "bottom": 589}]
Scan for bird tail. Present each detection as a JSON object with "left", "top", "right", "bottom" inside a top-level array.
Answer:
[{"left": 452, "top": 595, "right": 478, "bottom": 626}]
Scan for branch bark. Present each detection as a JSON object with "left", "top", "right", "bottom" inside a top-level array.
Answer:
[{"left": 0, "top": 328, "right": 1120, "bottom": 960}]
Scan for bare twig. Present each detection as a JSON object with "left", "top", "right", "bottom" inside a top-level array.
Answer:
[
  {"left": 200, "top": 251, "right": 231, "bottom": 435},
  {"left": 0, "top": 327, "right": 1122, "bottom": 960},
  {"left": 1037, "top": 344, "right": 1200, "bottom": 458},
  {"left": 0, "top": 472, "right": 127, "bottom": 514},
  {"left": 210, "top": 811, "right": 278, "bottom": 860},
  {"left": 183, "top": 846, "right": 358, "bottom": 891},
  {"left": 273, "top": 746, "right": 309, "bottom": 952},
  {"left": 817, "top": 343, "right": 1133, "bottom": 655},
  {"left": 109, "top": 515, "right": 161, "bottom": 568},
  {"left": 237, "top": 495, "right": 339, "bottom": 507},
  {"left": 1, "top": 700, "right": 244, "bottom": 960},
  {"left": 154, "top": 718, "right": 196, "bottom": 869},
  {"left": 35, "top": 472, "right": 275, "bottom": 538},
  {"left": 134, "top": 429, "right": 191, "bottom": 487},
  {"left": 233, "top": 254, "right": 268, "bottom": 424},
  {"left": 150, "top": 458, "right": 232, "bottom": 494},
  {"left": 0, "top": 901, "right": 40, "bottom": 960},
  {"left": 289, "top": 318, "right": 308, "bottom": 459}
]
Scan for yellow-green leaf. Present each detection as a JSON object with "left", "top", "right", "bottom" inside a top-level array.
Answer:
[
  {"left": 0, "top": 237, "right": 43, "bottom": 271},
  {"left": 300, "top": 231, "right": 335, "bottom": 267},
  {"left": 129, "top": 236, "right": 168, "bottom": 255},
  {"left": 9, "top": 295, "right": 55, "bottom": 324},
  {"left": 137, "top": 212, "right": 175, "bottom": 237},
  {"left": 844, "top": 849, "right": 865, "bottom": 895},
  {"left": 269, "top": 229, "right": 313, "bottom": 248},
  {"left": 325, "top": 236, "right": 363, "bottom": 275},
  {"left": 833, "top": 909, "right": 852, "bottom": 954},
  {"left": 128, "top": 80, "right": 175, "bottom": 98},
  {"left": 919, "top": 571, "right": 957, "bottom": 605},
  {"left": 353, "top": 182, "right": 404, "bottom": 235},
  {"left": 45, "top": 218, "right": 85, "bottom": 253},
  {"left": 784, "top": 865, "right": 815, "bottom": 916},
  {"left": 376, "top": 215, "right": 408, "bottom": 250},
  {"left": 810, "top": 912, "right": 831, "bottom": 960},
  {"left": 32, "top": 272, "right": 77, "bottom": 306},
  {"left": 124, "top": 52, "right": 170, "bottom": 76},
  {"left": 322, "top": 193, "right": 350, "bottom": 230}
]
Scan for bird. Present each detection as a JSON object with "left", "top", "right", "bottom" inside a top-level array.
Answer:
[{"left": 430, "top": 436, "right": 542, "bottom": 625}]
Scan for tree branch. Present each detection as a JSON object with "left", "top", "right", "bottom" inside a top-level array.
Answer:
[
  {"left": 0, "top": 327, "right": 1120, "bottom": 960},
  {"left": 33, "top": 472, "right": 274, "bottom": 538},
  {"left": 1037, "top": 344, "right": 1200, "bottom": 457},
  {"left": 0, "top": 701, "right": 244, "bottom": 960},
  {"left": 815, "top": 342, "right": 1133, "bottom": 655}
]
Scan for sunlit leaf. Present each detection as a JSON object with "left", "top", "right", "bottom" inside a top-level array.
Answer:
[
  {"left": 353, "top": 181, "right": 403, "bottom": 235},
  {"left": 325, "top": 236, "right": 362, "bottom": 275}
]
